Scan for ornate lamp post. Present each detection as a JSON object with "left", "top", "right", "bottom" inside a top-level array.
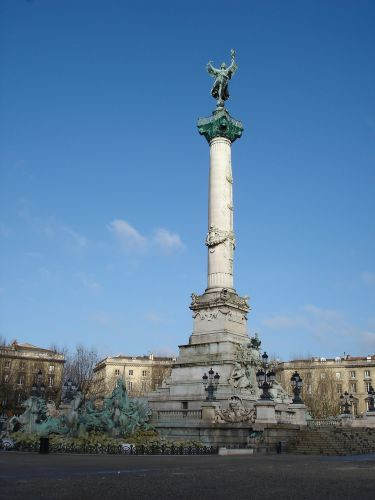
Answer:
[
  {"left": 31, "top": 370, "right": 46, "bottom": 398},
  {"left": 340, "top": 391, "right": 354, "bottom": 415},
  {"left": 62, "top": 379, "right": 78, "bottom": 403},
  {"left": 256, "top": 352, "right": 275, "bottom": 400},
  {"left": 290, "top": 371, "right": 304, "bottom": 404},
  {"left": 202, "top": 368, "right": 220, "bottom": 401},
  {"left": 367, "top": 384, "right": 375, "bottom": 412}
]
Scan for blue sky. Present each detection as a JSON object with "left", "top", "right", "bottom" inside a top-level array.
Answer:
[{"left": 1, "top": 0, "right": 374, "bottom": 360}]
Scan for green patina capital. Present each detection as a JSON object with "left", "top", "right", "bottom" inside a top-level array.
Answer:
[{"left": 197, "top": 108, "right": 243, "bottom": 144}]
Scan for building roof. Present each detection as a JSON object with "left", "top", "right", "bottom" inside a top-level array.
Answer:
[{"left": 0, "top": 340, "right": 65, "bottom": 359}]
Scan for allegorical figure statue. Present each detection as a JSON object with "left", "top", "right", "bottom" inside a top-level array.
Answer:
[{"left": 207, "top": 49, "right": 238, "bottom": 108}]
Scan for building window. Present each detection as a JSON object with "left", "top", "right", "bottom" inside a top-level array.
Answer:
[
  {"left": 350, "top": 371, "right": 356, "bottom": 379},
  {"left": 336, "top": 384, "right": 342, "bottom": 394},
  {"left": 142, "top": 370, "right": 148, "bottom": 377},
  {"left": 182, "top": 401, "right": 188, "bottom": 410},
  {"left": 19, "top": 361, "right": 25, "bottom": 370},
  {"left": 18, "top": 374, "right": 25, "bottom": 385},
  {"left": 48, "top": 375, "right": 54, "bottom": 387},
  {"left": 365, "top": 382, "right": 371, "bottom": 392},
  {"left": 127, "top": 381, "right": 133, "bottom": 391},
  {"left": 5, "top": 360, "right": 10, "bottom": 369},
  {"left": 351, "top": 383, "right": 357, "bottom": 393},
  {"left": 115, "top": 369, "right": 120, "bottom": 376},
  {"left": 129, "top": 370, "right": 133, "bottom": 376},
  {"left": 320, "top": 373, "right": 326, "bottom": 380},
  {"left": 352, "top": 402, "right": 358, "bottom": 416},
  {"left": 141, "top": 382, "right": 147, "bottom": 391},
  {"left": 335, "top": 372, "right": 341, "bottom": 379},
  {"left": 49, "top": 364, "right": 55, "bottom": 373},
  {"left": 364, "top": 370, "right": 371, "bottom": 379},
  {"left": 17, "top": 393, "right": 23, "bottom": 404}
]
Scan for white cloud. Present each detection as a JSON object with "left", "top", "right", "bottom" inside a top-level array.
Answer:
[
  {"left": 361, "top": 271, "right": 375, "bottom": 286},
  {"left": 153, "top": 228, "right": 184, "bottom": 252},
  {"left": 262, "top": 305, "right": 375, "bottom": 354},
  {"left": 63, "top": 227, "right": 88, "bottom": 249},
  {"left": 108, "top": 219, "right": 146, "bottom": 251},
  {"left": 17, "top": 203, "right": 89, "bottom": 252},
  {"left": 144, "top": 312, "right": 165, "bottom": 323},
  {"left": 77, "top": 272, "right": 101, "bottom": 293},
  {"left": 108, "top": 219, "right": 184, "bottom": 254},
  {"left": 262, "top": 315, "right": 304, "bottom": 329},
  {"left": 90, "top": 311, "right": 117, "bottom": 329},
  {"left": 0, "top": 222, "right": 10, "bottom": 238},
  {"left": 303, "top": 304, "right": 342, "bottom": 319}
]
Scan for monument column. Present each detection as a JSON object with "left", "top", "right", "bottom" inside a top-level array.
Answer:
[
  {"left": 207, "top": 135, "right": 234, "bottom": 291},
  {"left": 189, "top": 62, "right": 248, "bottom": 344}
]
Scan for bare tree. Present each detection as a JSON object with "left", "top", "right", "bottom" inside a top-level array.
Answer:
[
  {"left": 299, "top": 367, "right": 341, "bottom": 418},
  {"left": 151, "top": 364, "right": 171, "bottom": 391},
  {"left": 63, "top": 345, "right": 99, "bottom": 398}
]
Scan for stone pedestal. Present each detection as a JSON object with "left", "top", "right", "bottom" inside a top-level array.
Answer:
[
  {"left": 339, "top": 413, "right": 353, "bottom": 427},
  {"left": 363, "top": 411, "right": 375, "bottom": 427},
  {"left": 201, "top": 403, "right": 219, "bottom": 422},
  {"left": 288, "top": 403, "right": 308, "bottom": 426},
  {"left": 254, "top": 400, "right": 277, "bottom": 424}
]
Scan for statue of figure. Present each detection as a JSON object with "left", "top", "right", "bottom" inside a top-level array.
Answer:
[
  {"left": 1, "top": 378, "right": 153, "bottom": 439},
  {"left": 207, "top": 49, "right": 238, "bottom": 108},
  {"left": 228, "top": 362, "right": 251, "bottom": 390}
]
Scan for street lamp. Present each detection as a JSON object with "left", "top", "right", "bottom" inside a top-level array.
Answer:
[
  {"left": 340, "top": 391, "right": 354, "bottom": 415},
  {"left": 31, "top": 370, "right": 46, "bottom": 398},
  {"left": 290, "top": 371, "right": 304, "bottom": 404},
  {"left": 256, "top": 352, "right": 275, "bottom": 400},
  {"left": 202, "top": 368, "right": 220, "bottom": 401},
  {"left": 367, "top": 384, "right": 375, "bottom": 412}
]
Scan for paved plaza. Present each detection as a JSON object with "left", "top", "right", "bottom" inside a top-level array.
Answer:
[{"left": 1, "top": 452, "right": 375, "bottom": 499}]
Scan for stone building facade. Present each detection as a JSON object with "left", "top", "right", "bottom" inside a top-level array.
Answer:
[
  {"left": 93, "top": 354, "right": 175, "bottom": 398},
  {"left": 0, "top": 341, "right": 65, "bottom": 417},
  {"left": 276, "top": 355, "right": 375, "bottom": 417}
]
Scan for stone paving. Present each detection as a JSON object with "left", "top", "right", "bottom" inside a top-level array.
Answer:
[{"left": 1, "top": 451, "right": 375, "bottom": 499}]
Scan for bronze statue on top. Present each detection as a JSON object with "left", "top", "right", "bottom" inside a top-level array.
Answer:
[{"left": 207, "top": 49, "right": 238, "bottom": 109}]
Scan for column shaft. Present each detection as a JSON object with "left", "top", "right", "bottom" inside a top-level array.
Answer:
[{"left": 206, "top": 137, "right": 234, "bottom": 290}]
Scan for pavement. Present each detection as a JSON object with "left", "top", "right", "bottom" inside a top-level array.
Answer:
[{"left": 1, "top": 451, "right": 375, "bottom": 499}]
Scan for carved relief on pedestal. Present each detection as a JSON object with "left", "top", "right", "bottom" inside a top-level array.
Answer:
[
  {"left": 214, "top": 396, "right": 255, "bottom": 423},
  {"left": 190, "top": 289, "right": 250, "bottom": 314},
  {"left": 192, "top": 308, "right": 219, "bottom": 321}
]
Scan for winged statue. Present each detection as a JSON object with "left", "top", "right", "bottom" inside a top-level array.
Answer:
[{"left": 207, "top": 49, "right": 238, "bottom": 108}]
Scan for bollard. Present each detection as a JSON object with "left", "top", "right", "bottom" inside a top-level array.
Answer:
[{"left": 39, "top": 437, "right": 49, "bottom": 454}]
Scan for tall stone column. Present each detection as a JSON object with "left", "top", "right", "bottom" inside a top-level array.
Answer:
[
  {"left": 189, "top": 109, "right": 249, "bottom": 344},
  {"left": 207, "top": 136, "right": 235, "bottom": 291}
]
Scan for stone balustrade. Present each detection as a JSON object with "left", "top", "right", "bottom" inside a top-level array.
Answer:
[{"left": 153, "top": 410, "right": 203, "bottom": 421}]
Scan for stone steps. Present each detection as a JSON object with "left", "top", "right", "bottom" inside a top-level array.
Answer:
[{"left": 286, "top": 428, "right": 375, "bottom": 455}]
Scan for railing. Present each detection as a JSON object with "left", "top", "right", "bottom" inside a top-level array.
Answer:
[
  {"left": 307, "top": 418, "right": 342, "bottom": 428},
  {"left": 154, "top": 410, "right": 202, "bottom": 420},
  {"left": 0, "top": 440, "right": 217, "bottom": 455},
  {"left": 275, "top": 410, "right": 296, "bottom": 424}
]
